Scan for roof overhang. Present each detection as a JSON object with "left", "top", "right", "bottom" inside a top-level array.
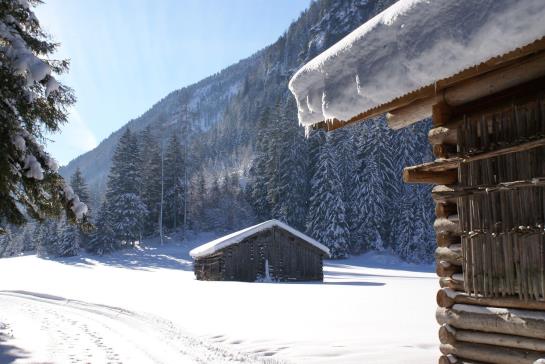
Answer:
[{"left": 288, "top": 0, "right": 545, "bottom": 132}]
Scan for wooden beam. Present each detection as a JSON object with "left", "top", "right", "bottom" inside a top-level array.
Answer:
[
  {"left": 429, "top": 126, "right": 459, "bottom": 145},
  {"left": 440, "top": 277, "right": 465, "bottom": 292},
  {"left": 386, "top": 97, "right": 436, "bottom": 130},
  {"left": 434, "top": 216, "right": 461, "bottom": 235},
  {"left": 407, "top": 137, "right": 545, "bottom": 177},
  {"left": 436, "top": 304, "right": 545, "bottom": 339},
  {"left": 436, "top": 288, "right": 545, "bottom": 311},
  {"left": 432, "top": 102, "right": 453, "bottom": 127},
  {"left": 403, "top": 168, "right": 458, "bottom": 184},
  {"left": 435, "top": 203, "right": 458, "bottom": 219},
  {"left": 440, "top": 342, "right": 545, "bottom": 364},
  {"left": 439, "top": 325, "right": 545, "bottom": 353},
  {"left": 432, "top": 177, "right": 545, "bottom": 200},
  {"left": 437, "top": 261, "right": 463, "bottom": 277},
  {"left": 436, "top": 246, "right": 462, "bottom": 266}
]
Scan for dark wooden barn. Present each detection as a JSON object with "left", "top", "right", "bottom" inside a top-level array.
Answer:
[{"left": 190, "top": 220, "right": 330, "bottom": 282}]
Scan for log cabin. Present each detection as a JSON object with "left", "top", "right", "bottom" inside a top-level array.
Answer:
[
  {"left": 190, "top": 220, "right": 330, "bottom": 282},
  {"left": 288, "top": 0, "right": 545, "bottom": 362}
]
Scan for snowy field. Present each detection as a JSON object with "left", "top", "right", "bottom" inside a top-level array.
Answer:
[{"left": 0, "top": 233, "right": 438, "bottom": 363}]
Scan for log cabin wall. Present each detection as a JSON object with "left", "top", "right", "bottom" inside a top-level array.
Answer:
[
  {"left": 405, "top": 84, "right": 545, "bottom": 364},
  {"left": 193, "top": 227, "right": 324, "bottom": 282}
]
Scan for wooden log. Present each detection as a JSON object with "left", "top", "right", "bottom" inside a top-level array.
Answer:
[
  {"left": 440, "top": 342, "right": 545, "bottom": 364},
  {"left": 443, "top": 48, "right": 545, "bottom": 107},
  {"left": 436, "top": 246, "right": 463, "bottom": 266},
  {"left": 432, "top": 101, "right": 453, "bottom": 127},
  {"left": 432, "top": 178, "right": 545, "bottom": 200},
  {"left": 437, "top": 261, "right": 463, "bottom": 277},
  {"left": 434, "top": 216, "right": 461, "bottom": 235},
  {"left": 429, "top": 126, "right": 458, "bottom": 145},
  {"left": 437, "top": 233, "right": 461, "bottom": 248},
  {"left": 436, "top": 203, "right": 458, "bottom": 219},
  {"left": 440, "top": 277, "right": 465, "bottom": 292},
  {"left": 436, "top": 288, "right": 545, "bottom": 310},
  {"left": 439, "top": 324, "right": 545, "bottom": 352},
  {"left": 386, "top": 97, "right": 436, "bottom": 129},
  {"left": 433, "top": 144, "right": 457, "bottom": 159},
  {"left": 403, "top": 167, "right": 458, "bottom": 184},
  {"left": 438, "top": 354, "right": 488, "bottom": 364},
  {"left": 436, "top": 304, "right": 545, "bottom": 339}
]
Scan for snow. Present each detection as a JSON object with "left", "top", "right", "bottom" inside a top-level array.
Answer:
[
  {"left": 190, "top": 219, "right": 330, "bottom": 258},
  {"left": 288, "top": 0, "right": 545, "bottom": 128},
  {"left": 0, "top": 234, "right": 437, "bottom": 363},
  {"left": 22, "top": 155, "right": 43, "bottom": 180}
]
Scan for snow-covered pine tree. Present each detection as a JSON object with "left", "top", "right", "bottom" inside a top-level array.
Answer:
[
  {"left": 188, "top": 168, "right": 206, "bottom": 230},
  {"left": 138, "top": 126, "right": 161, "bottom": 236},
  {"left": 306, "top": 132, "right": 350, "bottom": 259},
  {"left": 163, "top": 134, "right": 185, "bottom": 232},
  {"left": 269, "top": 101, "right": 309, "bottom": 230},
  {"left": 87, "top": 201, "right": 117, "bottom": 255},
  {"left": 55, "top": 216, "right": 80, "bottom": 257},
  {"left": 67, "top": 168, "right": 91, "bottom": 249},
  {"left": 247, "top": 108, "right": 272, "bottom": 221},
  {"left": 0, "top": 0, "right": 88, "bottom": 231},
  {"left": 102, "top": 128, "right": 147, "bottom": 246}
]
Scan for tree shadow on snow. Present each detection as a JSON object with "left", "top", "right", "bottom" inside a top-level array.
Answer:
[
  {"left": 53, "top": 244, "right": 194, "bottom": 272},
  {"left": 0, "top": 327, "right": 30, "bottom": 363}
]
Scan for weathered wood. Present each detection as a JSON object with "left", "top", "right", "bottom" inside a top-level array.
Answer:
[
  {"left": 443, "top": 49, "right": 545, "bottom": 107},
  {"left": 429, "top": 126, "right": 459, "bottom": 145},
  {"left": 433, "top": 144, "right": 458, "bottom": 159},
  {"left": 440, "top": 277, "right": 465, "bottom": 292},
  {"left": 439, "top": 324, "right": 545, "bottom": 352},
  {"left": 433, "top": 102, "right": 453, "bottom": 127},
  {"left": 436, "top": 246, "right": 463, "bottom": 266},
  {"left": 436, "top": 304, "right": 545, "bottom": 339},
  {"left": 434, "top": 216, "right": 461, "bottom": 235},
  {"left": 437, "top": 261, "right": 463, "bottom": 277},
  {"left": 438, "top": 354, "right": 487, "bottom": 364},
  {"left": 436, "top": 288, "right": 545, "bottom": 310},
  {"left": 403, "top": 167, "right": 458, "bottom": 184},
  {"left": 436, "top": 203, "right": 458, "bottom": 219},
  {"left": 386, "top": 97, "right": 437, "bottom": 130},
  {"left": 437, "top": 233, "right": 461, "bottom": 248},
  {"left": 440, "top": 342, "right": 545, "bottom": 364},
  {"left": 405, "top": 138, "right": 545, "bottom": 175},
  {"left": 432, "top": 178, "right": 545, "bottom": 200}
]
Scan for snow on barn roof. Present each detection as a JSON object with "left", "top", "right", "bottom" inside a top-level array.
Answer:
[
  {"left": 189, "top": 220, "right": 330, "bottom": 259},
  {"left": 288, "top": 0, "right": 545, "bottom": 130}
]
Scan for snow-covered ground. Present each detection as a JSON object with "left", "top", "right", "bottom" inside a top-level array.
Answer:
[{"left": 0, "top": 233, "right": 438, "bottom": 363}]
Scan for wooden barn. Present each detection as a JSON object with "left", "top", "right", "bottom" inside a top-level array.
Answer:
[
  {"left": 189, "top": 220, "right": 330, "bottom": 282},
  {"left": 289, "top": 0, "right": 545, "bottom": 363}
]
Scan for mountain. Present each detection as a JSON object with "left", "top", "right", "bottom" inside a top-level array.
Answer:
[
  {"left": 60, "top": 0, "right": 398, "bottom": 202},
  {"left": 54, "top": 0, "right": 437, "bottom": 263}
]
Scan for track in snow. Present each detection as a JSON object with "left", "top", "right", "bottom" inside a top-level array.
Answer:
[{"left": 0, "top": 290, "right": 283, "bottom": 364}]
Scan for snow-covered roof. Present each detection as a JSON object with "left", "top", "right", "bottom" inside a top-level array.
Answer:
[
  {"left": 189, "top": 220, "right": 330, "bottom": 258},
  {"left": 288, "top": 0, "right": 545, "bottom": 129}
]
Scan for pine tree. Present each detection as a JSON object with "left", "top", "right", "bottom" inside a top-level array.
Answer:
[
  {"left": 99, "top": 129, "right": 147, "bottom": 247},
  {"left": 306, "top": 133, "right": 350, "bottom": 258},
  {"left": 87, "top": 201, "right": 117, "bottom": 255},
  {"left": 247, "top": 108, "right": 272, "bottom": 221},
  {"left": 163, "top": 134, "right": 186, "bottom": 232},
  {"left": 0, "top": 0, "right": 88, "bottom": 231},
  {"left": 68, "top": 168, "right": 91, "bottom": 249},
  {"left": 138, "top": 127, "right": 161, "bottom": 236}
]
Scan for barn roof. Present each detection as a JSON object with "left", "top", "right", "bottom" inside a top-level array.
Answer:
[
  {"left": 189, "top": 220, "right": 330, "bottom": 259},
  {"left": 288, "top": 0, "right": 545, "bottom": 132}
]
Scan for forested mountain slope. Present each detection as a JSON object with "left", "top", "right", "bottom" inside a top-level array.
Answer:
[{"left": 53, "top": 0, "right": 436, "bottom": 262}]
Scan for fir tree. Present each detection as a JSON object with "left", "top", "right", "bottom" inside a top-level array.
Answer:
[
  {"left": 99, "top": 128, "right": 147, "bottom": 247},
  {"left": 138, "top": 127, "right": 162, "bottom": 236},
  {"left": 306, "top": 132, "right": 350, "bottom": 258},
  {"left": 0, "top": 0, "right": 87, "bottom": 231},
  {"left": 163, "top": 134, "right": 186, "bottom": 232}
]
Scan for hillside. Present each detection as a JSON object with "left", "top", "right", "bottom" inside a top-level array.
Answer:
[{"left": 49, "top": 0, "right": 437, "bottom": 263}]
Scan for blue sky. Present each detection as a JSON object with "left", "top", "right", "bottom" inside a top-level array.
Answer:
[{"left": 36, "top": 0, "right": 312, "bottom": 165}]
